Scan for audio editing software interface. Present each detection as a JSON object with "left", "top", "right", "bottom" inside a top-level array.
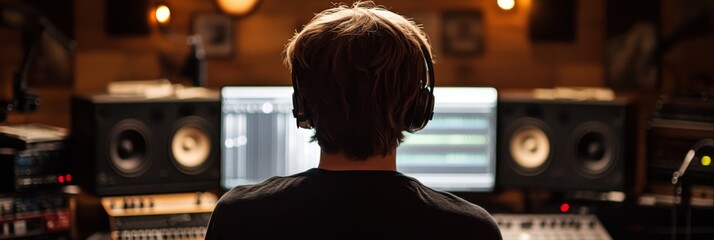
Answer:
[
  {"left": 397, "top": 88, "right": 497, "bottom": 191},
  {"left": 220, "top": 87, "right": 497, "bottom": 192},
  {"left": 221, "top": 87, "right": 319, "bottom": 188}
]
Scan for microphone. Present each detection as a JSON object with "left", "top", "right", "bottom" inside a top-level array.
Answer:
[
  {"left": 0, "top": 3, "right": 75, "bottom": 120},
  {"left": 671, "top": 138, "right": 714, "bottom": 184}
]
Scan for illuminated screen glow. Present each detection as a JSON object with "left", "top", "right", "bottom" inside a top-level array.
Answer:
[
  {"left": 396, "top": 87, "right": 497, "bottom": 191},
  {"left": 220, "top": 87, "right": 497, "bottom": 192}
]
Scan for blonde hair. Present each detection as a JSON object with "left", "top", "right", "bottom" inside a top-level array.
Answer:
[{"left": 284, "top": 1, "right": 433, "bottom": 160}]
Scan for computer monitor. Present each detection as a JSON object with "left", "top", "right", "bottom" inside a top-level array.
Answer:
[
  {"left": 221, "top": 87, "right": 497, "bottom": 192},
  {"left": 396, "top": 87, "right": 497, "bottom": 191},
  {"left": 221, "top": 87, "right": 319, "bottom": 189}
]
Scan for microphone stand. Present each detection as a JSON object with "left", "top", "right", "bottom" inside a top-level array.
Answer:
[
  {"left": 1, "top": 25, "right": 42, "bottom": 123},
  {"left": 12, "top": 29, "right": 42, "bottom": 113},
  {"left": 159, "top": 27, "right": 207, "bottom": 87},
  {"left": 0, "top": 3, "right": 75, "bottom": 123},
  {"left": 670, "top": 138, "right": 713, "bottom": 240},
  {"left": 181, "top": 35, "right": 207, "bottom": 87}
]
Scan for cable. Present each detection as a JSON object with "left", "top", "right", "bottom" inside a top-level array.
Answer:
[
  {"left": 672, "top": 183, "right": 678, "bottom": 240},
  {"left": 686, "top": 205, "right": 692, "bottom": 240},
  {"left": 670, "top": 138, "right": 713, "bottom": 240}
]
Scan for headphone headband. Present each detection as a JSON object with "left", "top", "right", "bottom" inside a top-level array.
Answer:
[
  {"left": 292, "top": 42, "right": 436, "bottom": 131},
  {"left": 421, "top": 44, "right": 435, "bottom": 100}
]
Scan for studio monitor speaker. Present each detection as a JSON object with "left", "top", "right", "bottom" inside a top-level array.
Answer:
[
  {"left": 71, "top": 94, "right": 220, "bottom": 196},
  {"left": 498, "top": 97, "right": 634, "bottom": 192}
]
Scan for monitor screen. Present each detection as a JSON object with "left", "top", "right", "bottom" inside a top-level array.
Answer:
[
  {"left": 221, "top": 87, "right": 319, "bottom": 189},
  {"left": 221, "top": 87, "right": 497, "bottom": 192},
  {"left": 396, "top": 87, "right": 497, "bottom": 191}
]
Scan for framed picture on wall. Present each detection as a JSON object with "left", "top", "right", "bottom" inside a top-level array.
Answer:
[
  {"left": 192, "top": 13, "right": 234, "bottom": 58},
  {"left": 442, "top": 10, "right": 484, "bottom": 56}
]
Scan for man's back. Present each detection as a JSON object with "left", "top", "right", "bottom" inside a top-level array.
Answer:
[
  {"left": 206, "top": 169, "right": 501, "bottom": 239},
  {"left": 206, "top": 2, "right": 502, "bottom": 239}
]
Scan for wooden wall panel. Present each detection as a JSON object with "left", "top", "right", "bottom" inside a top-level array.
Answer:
[{"left": 0, "top": 0, "right": 709, "bottom": 130}]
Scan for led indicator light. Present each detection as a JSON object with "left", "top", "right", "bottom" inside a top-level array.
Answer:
[
  {"left": 58, "top": 175, "right": 65, "bottom": 184},
  {"left": 560, "top": 203, "right": 570, "bottom": 213},
  {"left": 702, "top": 156, "right": 711, "bottom": 166}
]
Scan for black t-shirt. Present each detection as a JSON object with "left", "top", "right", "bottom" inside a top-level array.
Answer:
[{"left": 205, "top": 168, "right": 502, "bottom": 239}]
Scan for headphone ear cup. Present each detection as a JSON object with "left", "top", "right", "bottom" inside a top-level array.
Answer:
[
  {"left": 292, "top": 92, "right": 313, "bottom": 129},
  {"left": 405, "top": 88, "right": 435, "bottom": 132}
]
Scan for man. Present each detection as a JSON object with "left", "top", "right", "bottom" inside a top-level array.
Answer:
[{"left": 205, "top": 1, "right": 501, "bottom": 239}]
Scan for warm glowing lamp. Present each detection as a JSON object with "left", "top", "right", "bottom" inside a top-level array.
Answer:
[
  {"left": 215, "top": 0, "right": 261, "bottom": 16},
  {"left": 154, "top": 4, "right": 171, "bottom": 26},
  {"left": 149, "top": 2, "right": 206, "bottom": 87},
  {"left": 497, "top": 0, "right": 516, "bottom": 11}
]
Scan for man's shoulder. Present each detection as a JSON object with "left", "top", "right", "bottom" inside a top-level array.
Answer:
[
  {"left": 218, "top": 173, "right": 309, "bottom": 205},
  {"left": 424, "top": 187, "right": 492, "bottom": 217},
  {"left": 402, "top": 180, "right": 501, "bottom": 237}
]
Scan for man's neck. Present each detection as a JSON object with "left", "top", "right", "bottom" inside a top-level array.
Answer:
[{"left": 318, "top": 150, "right": 397, "bottom": 171}]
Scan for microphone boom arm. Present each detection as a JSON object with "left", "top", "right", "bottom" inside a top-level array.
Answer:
[{"left": 672, "top": 138, "right": 714, "bottom": 184}]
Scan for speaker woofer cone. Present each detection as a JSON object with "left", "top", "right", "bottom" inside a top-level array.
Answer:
[
  {"left": 569, "top": 121, "right": 617, "bottom": 178},
  {"left": 108, "top": 119, "right": 152, "bottom": 177},
  {"left": 169, "top": 116, "right": 214, "bottom": 175},
  {"left": 506, "top": 118, "right": 553, "bottom": 176}
]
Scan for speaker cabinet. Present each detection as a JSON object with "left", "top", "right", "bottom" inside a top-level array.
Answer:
[
  {"left": 498, "top": 97, "right": 633, "bottom": 192},
  {"left": 71, "top": 94, "right": 220, "bottom": 196}
]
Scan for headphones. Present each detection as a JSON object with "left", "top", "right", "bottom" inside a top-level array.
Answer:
[{"left": 291, "top": 43, "right": 435, "bottom": 132}]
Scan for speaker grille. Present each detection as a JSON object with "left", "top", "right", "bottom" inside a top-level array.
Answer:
[
  {"left": 569, "top": 121, "right": 618, "bottom": 178},
  {"left": 506, "top": 118, "right": 553, "bottom": 176},
  {"left": 108, "top": 119, "right": 152, "bottom": 177},
  {"left": 169, "top": 116, "right": 215, "bottom": 175}
]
